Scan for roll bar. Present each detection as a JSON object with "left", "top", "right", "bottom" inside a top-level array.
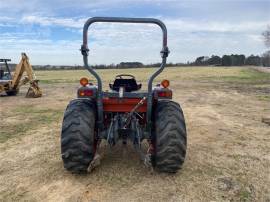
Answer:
[{"left": 81, "top": 17, "right": 170, "bottom": 129}]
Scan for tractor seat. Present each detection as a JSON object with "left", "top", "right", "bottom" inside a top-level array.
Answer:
[{"left": 109, "top": 74, "right": 142, "bottom": 92}]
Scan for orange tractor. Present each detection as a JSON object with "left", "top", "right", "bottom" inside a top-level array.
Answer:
[{"left": 61, "top": 17, "right": 187, "bottom": 173}]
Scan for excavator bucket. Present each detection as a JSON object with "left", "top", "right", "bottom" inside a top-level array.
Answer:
[{"left": 26, "top": 80, "right": 42, "bottom": 98}]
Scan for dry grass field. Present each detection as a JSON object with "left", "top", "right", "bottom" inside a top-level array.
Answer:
[{"left": 0, "top": 66, "right": 270, "bottom": 201}]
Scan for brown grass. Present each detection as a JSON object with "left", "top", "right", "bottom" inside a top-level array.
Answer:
[{"left": 0, "top": 66, "right": 269, "bottom": 201}]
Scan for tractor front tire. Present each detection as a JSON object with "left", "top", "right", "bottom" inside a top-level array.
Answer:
[
  {"left": 152, "top": 100, "right": 187, "bottom": 173},
  {"left": 61, "top": 99, "right": 96, "bottom": 173}
]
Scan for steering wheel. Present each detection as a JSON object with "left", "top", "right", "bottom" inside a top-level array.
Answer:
[{"left": 115, "top": 74, "right": 135, "bottom": 79}]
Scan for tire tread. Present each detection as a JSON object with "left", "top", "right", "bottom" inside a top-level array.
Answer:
[
  {"left": 61, "top": 99, "right": 96, "bottom": 173},
  {"left": 153, "top": 100, "right": 187, "bottom": 173}
]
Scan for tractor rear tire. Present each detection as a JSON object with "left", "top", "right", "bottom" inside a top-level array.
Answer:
[
  {"left": 61, "top": 99, "right": 96, "bottom": 173},
  {"left": 6, "top": 89, "right": 19, "bottom": 96},
  {"left": 152, "top": 100, "right": 187, "bottom": 173}
]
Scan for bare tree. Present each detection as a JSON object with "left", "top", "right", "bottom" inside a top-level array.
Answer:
[{"left": 262, "top": 25, "right": 270, "bottom": 48}]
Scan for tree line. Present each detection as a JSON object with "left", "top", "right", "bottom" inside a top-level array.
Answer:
[{"left": 192, "top": 53, "right": 270, "bottom": 67}]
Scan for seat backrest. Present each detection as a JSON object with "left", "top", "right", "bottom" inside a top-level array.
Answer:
[{"left": 111, "top": 78, "right": 141, "bottom": 92}]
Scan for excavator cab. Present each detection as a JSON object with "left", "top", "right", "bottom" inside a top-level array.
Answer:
[{"left": 0, "top": 59, "right": 12, "bottom": 80}]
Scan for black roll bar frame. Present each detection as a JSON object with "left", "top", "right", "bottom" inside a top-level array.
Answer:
[{"left": 81, "top": 17, "right": 169, "bottom": 131}]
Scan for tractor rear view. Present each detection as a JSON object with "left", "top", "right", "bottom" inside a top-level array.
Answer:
[{"left": 61, "top": 17, "right": 187, "bottom": 173}]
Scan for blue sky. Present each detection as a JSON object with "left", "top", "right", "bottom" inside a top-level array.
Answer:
[{"left": 0, "top": 0, "right": 269, "bottom": 65}]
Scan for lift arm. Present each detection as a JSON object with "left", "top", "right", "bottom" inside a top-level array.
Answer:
[{"left": 11, "top": 53, "right": 36, "bottom": 89}]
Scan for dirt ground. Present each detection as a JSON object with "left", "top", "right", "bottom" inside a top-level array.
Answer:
[{"left": 0, "top": 67, "right": 270, "bottom": 202}]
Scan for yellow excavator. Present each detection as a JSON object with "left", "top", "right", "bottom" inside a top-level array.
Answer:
[{"left": 0, "top": 53, "right": 42, "bottom": 98}]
